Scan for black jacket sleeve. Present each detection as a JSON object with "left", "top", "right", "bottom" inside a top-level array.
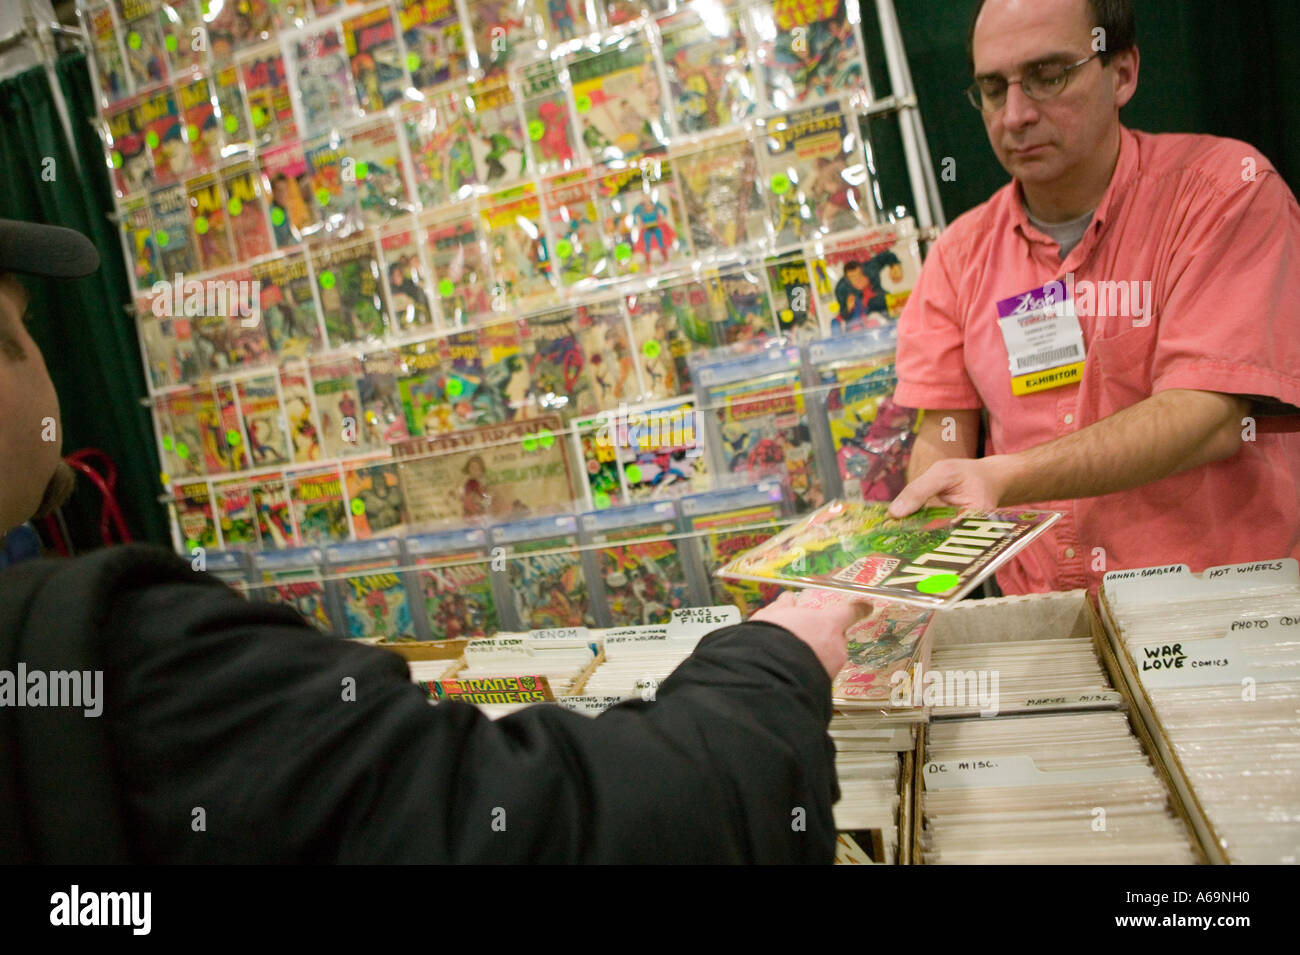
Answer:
[{"left": 14, "top": 546, "right": 839, "bottom": 863}]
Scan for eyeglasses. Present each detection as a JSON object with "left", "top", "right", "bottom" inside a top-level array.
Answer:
[{"left": 965, "top": 53, "right": 1101, "bottom": 111}]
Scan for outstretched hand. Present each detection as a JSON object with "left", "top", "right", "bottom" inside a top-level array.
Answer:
[
  {"left": 887, "top": 456, "right": 1013, "bottom": 518},
  {"left": 751, "top": 590, "right": 873, "bottom": 679}
]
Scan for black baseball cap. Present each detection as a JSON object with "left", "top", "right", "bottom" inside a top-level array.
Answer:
[{"left": 0, "top": 219, "right": 100, "bottom": 279}]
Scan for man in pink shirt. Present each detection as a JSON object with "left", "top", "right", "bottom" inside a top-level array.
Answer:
[{"left": 889, "top": 0, "right": 1300, "bottom": 594}]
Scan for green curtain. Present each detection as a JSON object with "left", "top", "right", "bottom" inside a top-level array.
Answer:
[{"left": 0, "top": 51, "right": 169, "bottom": 548}]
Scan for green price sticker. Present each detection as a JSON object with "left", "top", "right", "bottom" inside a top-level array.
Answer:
[
  {"left": 128, "top": 31, "right": 142, "bottom": 51},
  {"left": 406, "top": 52, "right": 421, "bottom": 73},
  {"left": 162, "top": 435, "right": 175, "bottom": 451},
  {"left": 522, "top": 433, "right": 538, "bottom": 452},
  {"left": 556, "top": 239, "right": 573, "bottom": 259},
  {"left": 186, "top": 123, "right": 198, "bottom": 140},
  {"left": 227, "top": 196, "right": 243, "bottom": 216},
  {"left": 194, "top": 216, "right": 209, "bottom": 235},
  {"left": 145, "top": 130, "right": 159, "bottom": 149},
  {"left": 528, "top": 119, "right": 545, "bottom": 141},
  {"left": 166, "top": 34, "right": 179, "bottom": 52},
  {"left": 642, "top": 340, "right": 660, "bottom": 359},
  {"left": 438, "top": 278, "right": 454, "bottom": 297},
  {"left": 624, "top": 464, "right": 643, "bottom": 484},
  {"left": 185, "top": 538, "right": 199, "bottom": 552},
  {"left": 251, "top": 107, "right": 268, "bottom": 128},
  {"left": 354, "top": 161, "right": 369, "bottom": 180},
  {"left": 350, "top": 498, "right": 365, "bottom": 515},
  {"left": 315, "top": 187, "right": 331, "bottom": 207},
  {"left": 319, "top": 270, "right": 335, "bottom": 289},
  {"left": 615, "top": 242, "right": 632, "bottom": 262},
  {"left": 155, "top": 230, "right": 170, "bottom": 247},
  {"left": 594, "top": 492, "right": 611, "bottom": 509},
  {"left": 770, "top": 173, "right": 791, "bottom": 194},
  {"left": 223, "top": 114, "right": 239, "bottom": 134},
  {"left": 445, "top": 378, "right": 463, "bottom": 397},
  {"left": 916, "top": 573, "right": 962, "bottom": 595},
  {"left": 538, "top": 429, "right": 554, "bottom": 449},
  {"left": 176, "top": 442, "right": 190, "bottom": 460},
  {"left": 111, "top": 150, "right": 123, "bottom": 168},
  {"left": 226, "top": 429, "right": 241, "bottom": 446},
  {"left": 270, "top": 207, "right": 286, "bottom": 226},
  {"left": 575, "top": 94, "right": 592, "bottom": 113}
]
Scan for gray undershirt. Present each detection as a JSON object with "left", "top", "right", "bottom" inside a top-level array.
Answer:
[{"left": 1025, "top": 205, "right": 1095, "bottom": 260}]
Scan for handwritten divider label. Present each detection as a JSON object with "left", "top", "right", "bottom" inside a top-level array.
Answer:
[
  {"left": 1105, "top": 558, "right": 1299, "bottom": 606},
  {"left": 557, "top": 696, "right": 624, "bottom": 717},
  {"left": 1135, "top": 614, "right": 1300, "bottom": 689},
  {"left": 464, "top": 637, "right": 535, "bottom": 661},
  {"left": 922, "top": 755, "right": 1152, "bottom": 790},
  {"left": 528, "top": 626, "right": 594, "bottom": 650},
  {"left": 1020, "top": 691, "right": 1123, "bottom": 709},
  {"left": 666, "top": 605, "right": 740, "bottom": 638}
]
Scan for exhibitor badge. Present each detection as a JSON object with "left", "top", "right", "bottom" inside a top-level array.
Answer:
[{"left": 996, "top": 280, "right": 1086, "bottom": 395}]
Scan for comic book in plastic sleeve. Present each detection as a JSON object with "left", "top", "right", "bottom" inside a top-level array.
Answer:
[
  {"left": 158, "top": 0, "right": 207, "bottom": 80},
  {"left": 678, "top": 482, "right": 788, "bottom": 615},
  {"left": 718, "top": 502, "right": 1063, "bottom": 607},
  {"left": 204, "top": 383, "right": 246, "bottom": 473},
  {"left": 150, "top": 183, "right": 200, "bottom": 277},
  {"left": 759, "top": 99, "right": 869, "bottom": 244},
  {"left": 490, "top": 514, "right": 594, "bottom": 630},
  {"left": 213, "top": 477, "right": 258, "bottom": 548},
  {"left": 203, "top": 0, "right": 273, "bottom": 55},
  {"left": 467, "top": 79, "right": 528, "bottom": 190},
  {"left": 327, "top": 539, "right": 417, "bottom": 640},
  {"left": 582, "top": 501, "right": 690, "bottom": 627},
  {"left": 810, "top": 328, "right": 919, "bottom": 501},
  {"left": 619, "top": 395, "right": 710, "bottom": 502},
  {"left": 212, "top": 64, "right": 252, "bottom": 150},
  {"left": 359, "top": 349, "right": 412, "bottom": 446},
  {"left": 478, "top": 319, "right": 531, "bottom": 422},
  {"left": 176, "top": 75, "right": 222, "bottom": 171},
  {"left": 289, "top": 467, "right": 349, "bottom": 543},
  {"left": 675, "top": 132, "right": 766, "bottom": 259},
  {"left": 658, "top": 7, "right": 758, "bottom": 136},
  {"left": 236, "top": 374, "right": 292, "bottom": 468},
  {"left": 139, "top": 86, "right": 191, "bottom": 186},
  {"left": 346, "top": 119, "right": 414, "bottom": 228},
  {"left": 539, "top": 0, "right": 597, "bottom": 44},
  {"left": 521, "top": 59, "right": 579, "bottom": 177},
  {"left": 136, "top": 304, "right": 174, "bottom": 390},
  {"left": 252, "top": 472, "right": 297, "bottom": 549},
  {"left": 304, "top": 133, "right": 363, "bottom": 236},
  {"left": 542, "top": 169, "right": 607, "bottom": 291},
  {"left": 120, "top": 195, "right": 161, "bottom": 294},
  {"left": 601, "top": 0, "right": 671, "bottom": 29},
  {"left": 106, "top": 97, "right": 150, "bottom": 198},
  {"left": 395, "top": 341, "right": 443, "bottom": 436},
  {"left": 343, "top": 460, "right": 408, "bottom": 539},
  {"left": 183, "top": 169, "right": 235, "bottom": 271},
  {"left": 288, "top": 20, "right": 360, "bottom": 136},
  {"left": 570, "top": 411, "right": 624, "bottom": 510},
  {"left": 253, "top": 547, "right": 337, "bottom": 632},
  {"left": 467, "top": 0, "right": 541, "bottom": 79},
  {"left": 831, "top": 599, "right": 933, "bottom": 706},
  {"left": 707, "top": 263, "right": 780, "bottom": 348},
  {"left": 696, "top": 345, "right": 825, "bottom": 514},
  {"left": 174, "top": 479, "right": 219, "bottom": 549},
  {"left": 414, "top": 327, "right": 518, "bottom": 431},
  {"left": 220, "top": 379, "right": 255, "bottom": 469},
  {"left": 312, "top": 357, "right": 380, "bottom": 458},
  {"left": 380, "top": 223, "right": 435, "bottom": 335},
  {"left": 119, "top": 0, "right": 168, "bottom": 91},
  {"left": 240, "top": 43, "right": 298, "bottom": 149},
  {"left": 597, "top": 159, "right": 689, "bottom": 278},
  {"left": 421, "top": 203, "right": 493, "bottom": 326},
  {"left": 87, "top": 2, "right": 129, "bottom": 106},
  {"left": 621, "top": 285, "right": 690, "bottom": 399},
  {"left": 279, "top": 365, "right": 323, "bottom": 463},
  {"left": 204, "top": 549, "right": 252, "bottom": 597},
  {"left": 252, "top": 252, "right": 322, "bottom": 359},
  {"left": 576, "top": 296, "right": 639, "bottom": 407},
  {"left": 310, "top": 235, "right": 389, "bottom": 350},
  {"left": 393, "top": 414, "right": 572, "bottom": 525},
  {"left": 767, "top": 250, "right": 820, "bottom": 342},
  {"left": 226, "top": 276, "right": 272, "bottom": 366},
  {"left": 407, "top": 528, "right": 501, "bottom": 640},
  {"left": 221, "top": 160, "right": 275, "bottom": 261},
  {"left": 398, "top": 0, "right": 470, "bottom": 94},
  {"left": 749, "top": 0, "right": 868, "bottom": 110},
  {"left": 519, "top": 307, "right": 593, "bottom": 420},
  {"left": 568, "top": 38, "right": 669, "bottom": 164},
  {"left": 812, "top": 219, "right": 923, "bottom": 334},
  {"left": 259, "top": 141, "right": 321, "bottom": 248},
  {"left": 403, "top": 91, "right": 479, "bottom": 207},
  {"left": 159, "top": 389, "right": 205, "bottom": 478},
  {"left": 479, "top": 183, "right": 555, "bottom": 309},
  {"left": 342, "top": 4, "right": 408, "bottom": 115}
]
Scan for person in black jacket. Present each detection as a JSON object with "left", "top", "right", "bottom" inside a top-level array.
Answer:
[{"left": 0, "top": 219, "right": 868, "bottom": 864}]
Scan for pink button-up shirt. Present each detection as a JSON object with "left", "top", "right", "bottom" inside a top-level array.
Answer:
[{"left": 895, "top": 127, "right": 1300, "bottom": 595}]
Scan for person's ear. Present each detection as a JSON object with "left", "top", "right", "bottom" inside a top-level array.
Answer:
[{"left": 1111, "top": 47, "right": 1140, "bottom": 110}]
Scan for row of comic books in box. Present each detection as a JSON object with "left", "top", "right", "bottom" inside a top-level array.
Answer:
[
  {"left": 117, "top": 95, "right": 898, "bottom": 313},
  {"left": 89, "top": 0, "right": 871, "bottom": 137},
  {"left": 137, "top": 217, "right": 922, "bottom": 392},
  {"left": 201, "top": 481, "right": 799, "bottom": 639},
  {"left": 166, "top": 326, "right": 919, "bottom": 551}
]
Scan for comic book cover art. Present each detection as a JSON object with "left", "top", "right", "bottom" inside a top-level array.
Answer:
[
  {"left": 539, "top": 0, "right": 597, "bottom": 44},
  {"left": 601, "top": 0, "right": 671, "bottom": 28},
  {"left": 597, "top": 160, "right": 689, "bottom": 277},
  {"left": 184, "top": 170, "right": 235, "bottom": 271},
  {"left": 682, "top": 487, "right": 787, "bottom": 615},
  {"left": 570, "top": 412, "right": 624, "bottom": 510},
  {"left": 213, "top": 477, "right": 258, "bottom": 547},
  {"left": 334, "top": 554, "right": 417, "bottom": 640},
  {"left": 706, "top": 264, "right": 779, "bottom": 348},
  {"left": 311, "top": 235, "right": 389, "bottom": 350},
  {"left": 576, "top": 297, "right": 638, "bottom": 407},
  {"left": 479, "top": 183, "right": 554, "bottom": 309},
  {"left": 240, "top": 45, "right": 297, "bottom": 148},
  {"left": 521, "top": 60, "right": 579, "bottom": 177},
  {"left": 404, "top": 329, "right": 500, "bottom": 434},
  {"left": 137, "top": 306, "right": 179, "bottom": 389},
  {"left": 346, "top": 120, "right": 414, "bottom": 228},
  {"left": 343, "top": 461, "right": 407, "bottom": 538},
  {"left": 174, "top": 480, "right": 218, "bottom": 548},
  {"left": 477, "top": 320, "right": 531, "bottom": 422},
  {"left": 422, "top": 205, "right": 494, "bottom": 325},
  {"left": 380, "top": 225, "right": 435, "bottom": 335},
  {"left": 467, "top": 0, "right": 540, "bottom": 79},
  {"left": 161, "top": 389, "right": 205, "bottom": 478},
  {"left": 623, "top": 279, "right": 713, "bottom": 397},
  {"left": 568, "top": 38, "right": 668, "bottom": 163},
  {"left": 189, "top": 313, "right": 232, "bottom": 377},
  {"left": 393, "top": 415, "right": 572, "bottom": 525},
  {"left": 750, "top": 0, "right": 867, "bottom": 109},
  {"left": 659, "top": 8, "right": 758, "bottom": 136},
  {"left": 467, "top": 79, "right": 527, "bottom": 189},
  {"left": 236, "top": 374, "right": 291, "bottom": 468},
  {"left": 359, "top": 350, "right": 412, "bottom": 446},
  {"left": 761, "top": 99, "right": 869, "bottom": 243},
  {"left": 106, "top": 97, "right": 151, "bottom": 197},
  {"left": 312, "top": 358, "right": 381, "bottom": 458},
  {"left": 176, "top": 75, "right": 222, "bottom": 171},
  {"left": 700, "top": 349, "right": 825, "bottom": 513},
  {"left": 542, "top": 169, "right": 607, "bottom": 291},
  {"left": 585, "top": 507, "right": 690, "bottom": 626},
  {"left": 343, "top": 5, "right": 408, "bottom": 115},
  {"left": 715, "top": 501, "right": 1062, "bottom": 607},
  {"left": 252, "top": 253, "right": 322, "bottom": 358},
  {"left": 120, "top": 195, "right": 161, "bottom": 293},
  {"left": 675, "top": 134, "right": 765, "bottom": 257},
  {"left": 212, "top": 65, "right": 251, "bottom": 151},
  {"left": 398, "top": 0, "right": 470, "bottom": 93},
  {"left": 304, "top": 134, "right": 362, "bottom": 236},
  {"left": 403, "top": 93, "right": 479, "bottom": 206},
  {"left": 413, "top": 548, "right": 501, "bottom": 640},
  {"left": 395, "top": 341, "right": 444, "bottom": 435},
  {"left": 280, "top": 366, "right": 322, "bottom": 463},
  {"left": 195, "top": 385, "right": 236, "bottom": 473},
  {"left": 833, "top": 600, "right": 932, "bottom": 704},
  {"left": 87, "top": 2, "right": 129, "bottom": 106},
  {"left": 767, "top": 251, "right": 819, "bottom": 342},
  {"left": 519, "top": 308, "right": 593, "bottom": 419},
  {"left": 220, "top": 160, "right": 274, "bottom": 261},
  {"left": 225, "top": 273, "right": 269, "bottom": 367},
  {"left": 508, "top": 532, "right": 594, "bottom": 629},
  {"left": 216, "top": 380, "right": 253, "bottom": 473},
  {"left": 255, "top": 550, "right": 335, "bottom": 631},
  {"left": 158, "top": 0, "right": 206, "bottom": 80},
  {"left": 812, "top": 220, "right": 923, "bottom": 334},
  {"left": 290, "top": 21, "right": 360, "bottom": 135},
  {"left": 620, "top": 396, "right": 709, "bottom": 502},
  {"left": 139, "top": 86, "right": 191, "bottom": 186},
  {"left": 203, "top": 0, "right": 273, "bottom": 57},
  {"left": 251, "top": 474, "right": 296, "bottom": 548},
  {"left": 259, "top": 142, "right": 320, "bottom": 248},
  {"left": 120, "top": 2, "right": 168, "bottom": 91},
  {"left": 289, "top": 467, "right": 348, "bottom": 543},
  {"left": 150, "top": 183, "right": 200, "bottom": 277}
]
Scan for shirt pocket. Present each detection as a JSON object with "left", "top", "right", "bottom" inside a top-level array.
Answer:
[{"left": 1084, "top": 326, "right": 1155, "bottom": 421}]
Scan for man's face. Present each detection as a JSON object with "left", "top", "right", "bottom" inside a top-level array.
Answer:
[
  {"left": 972, "top": 0, "right": 1135, "bottom": 187},
  {"left": 0, "top": 274, "right": 66, "bottom": 533},
  {"left": 846, "top": 267, "right": 868, "bottom": 290}
]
